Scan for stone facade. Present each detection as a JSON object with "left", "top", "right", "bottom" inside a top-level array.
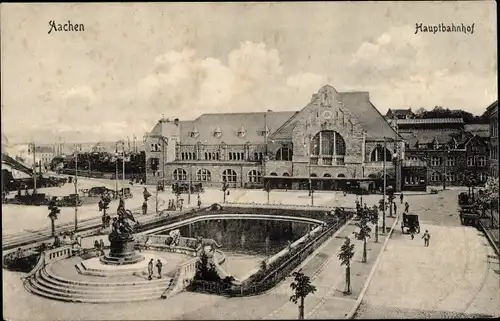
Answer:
[
  {"left": 144, "top": 85, "right": 402, "bottom": 190},
  {"left": 487, "top": 101, "right": 498, "bottom": 178}
]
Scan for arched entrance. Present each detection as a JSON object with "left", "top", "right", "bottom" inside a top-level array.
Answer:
[
  {"left": 337, "top": 173, "right": 346, "bottom": 191},
  {"left": 323, "top": 173, "right": 333, "bottom": 190}
]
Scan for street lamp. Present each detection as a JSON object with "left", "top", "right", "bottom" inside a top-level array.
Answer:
[
  {"left": 73, "top": 144, "right": 82, "bottom": 231},
  {"left": 28, "top": 142, "right": 37, "bottom": 193}
]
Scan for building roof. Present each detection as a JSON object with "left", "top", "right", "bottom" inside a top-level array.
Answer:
[
  {"left": 396, "top": 118, "right": 464, "bottom": 125},
  {"left": 464, "top": 124, "right": 489, "bottom": 138},
  {"left": 179, "top": 111, "right": 297, "bottom": 145},
  {"left": 486, "top": 100, "right": 498, "bottom": 112},
  {"left": 400, "top": 130, "right": 462, "bottom": 148},
  {"left": 2, "top": 153, "right": 33, "bottom": 176},
  {"left": 386, "top": 108, "right": 414, "bottom": 117},
  {"left": 270, "top": 88, "right": 400, "bottom": 140},
  {"left": 35, "top": 146, "right": 55, "bottom": 153}
]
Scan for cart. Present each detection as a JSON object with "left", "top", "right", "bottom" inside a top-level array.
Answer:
[
  {"left": 401, "top": 213, "right": 420, "bottom": 234},
  {"left": 459, "top": 205, "right": 481, "bottom": 226}
]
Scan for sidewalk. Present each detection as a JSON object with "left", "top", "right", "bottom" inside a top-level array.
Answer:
[{"left": 262, "top": 216, "right": 397, "bottom": 319}]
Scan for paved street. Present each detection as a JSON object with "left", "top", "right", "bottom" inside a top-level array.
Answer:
[{"left": 354, "top": 188, "right": 500, "bottom": 319}]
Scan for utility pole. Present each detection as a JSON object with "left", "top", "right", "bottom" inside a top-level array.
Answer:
[
  {"left": 115, "top": 142, "right": 119, "bottom": 199},
  {"left": 30, "top": 143, "right": 37, "bottom": 194},
  {"left": 74, "top": 144, "right": 81, "bottom": 231},
  {"left": 382, "top": 137, "right": 387, "bottom": 234},
  {"left": 122, "top": 141, "right": 126, "bottom": 194},
  {"left": 188, "top": 164, "right": 192, "bottom": 205},
  {"left": 443, "top": 150, "right": 448, "bottom": 190}
]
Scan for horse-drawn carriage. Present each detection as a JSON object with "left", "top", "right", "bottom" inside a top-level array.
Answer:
[
  {"left": 118, "top": 187, "right": 133, "bottom": 199},
  {"left": 458, "top": 192, "right": 481, "bottom": 226},
  {"left": 401, "top": 212, "right": 420, "bottom": 234},
  {"left": 157, "top": 180, "right": 165, "bottom": 192},
  {"left": 56, "top": 194, "right": 83, "bottom": 207},
  {"left": 6, "top": 193, "right": 49, "bottom": 206},
  {"left": 172, "top": 183, "right": 204, "bottom": 194},
  {"left": 86, "top": 186, "right": 116, "bottom": 198}
]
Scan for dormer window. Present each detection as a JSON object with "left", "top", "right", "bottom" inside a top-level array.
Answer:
[
  {"left": 190, "top": 126, "right": 199, "bottom": 138},
  {"left": 260, "top": 126, "right": 270, "bottom": 137},
  {"left": 213, "top": 126, "right": 222, "bottom": 138},
  {"left": 237, "top": 126, "right": 246, "bottom": 138}
]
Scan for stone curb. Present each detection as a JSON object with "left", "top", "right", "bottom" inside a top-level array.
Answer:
[
  {"left": 345, "top": 213, "right": 400, "bottom": 319},
  {"left": 478, "top": 221, "right": 500, "bottom": 257}
]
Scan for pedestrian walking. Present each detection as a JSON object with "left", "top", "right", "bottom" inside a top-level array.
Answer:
[
  {"left": 156, "top": 259, "right": 163, "bottom": 278},
  {"left": 400, "top": 193, "right": 404, "bottom": 204},
  {"left": 94, "top": 240, "right": 100, "bottom": 255},
  {"left": 148, "top": 259, "right": 154, "bottom": 280},
  {"left": 422, "top": 230, "right": 431, "bottom": 247},
  {"left": 197, "top": 194, "right": 201, "bottom": 209},
  {"left": 393, "top": 202, "right": 397, "bottom": 215},
  {"left": 409, "top": 227, "right": 415, "bottom": 240},
  {"left": 142, "top": 201, "right": 148, "bottom": 215},
  {"left": 404, "top": 201, "right": 409, "bottom": 213},
  {"left": 99, "top": 239, "right": 105, "bottom": 251}
]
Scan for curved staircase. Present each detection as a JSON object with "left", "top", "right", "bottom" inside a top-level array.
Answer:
[{"left": 24, "top": 264, "right": 174, "bottom": 303}]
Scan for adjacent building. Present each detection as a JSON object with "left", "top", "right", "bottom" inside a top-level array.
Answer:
[
  {"left": 385, "top": 108, "right": 415, "bottom": 120},
  {"left": 144, "top": 85, "right": 405, "bottom": 191},
  {"left": 486, "top": 101, "right": 498, "bottom": 178}
]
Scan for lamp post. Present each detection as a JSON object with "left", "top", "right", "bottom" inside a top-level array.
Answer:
[
  {"left": 121, "top": 141, "right": 126, "bottom": 193},
  {"left": 188, "top": 164, "right": 192, "bottom": 205},
  {"left": 442, "top": 150, "right": 450, "bottom": 190},
  {"left": 382, "top": 138, "right": 387, "bottom": 234},
  {"left": 114, "top": 142, "right": 120, "bottom": 199},
  {"left": 73, "top": 144, "right": 81, "bottom": 231},
  {"left": 28, "top": 142, "right": 37, "bottom": 193}
]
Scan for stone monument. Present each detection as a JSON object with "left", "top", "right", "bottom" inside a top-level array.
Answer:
[{"left": 100, "top": 201, "right": 144, "bottom": 265}]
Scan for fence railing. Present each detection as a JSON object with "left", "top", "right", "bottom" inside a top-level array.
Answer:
[{"left": 188, "top": 209, "right": 355, "bottom": 297}]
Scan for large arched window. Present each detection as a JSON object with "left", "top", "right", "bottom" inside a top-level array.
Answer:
[
  {"left": 222, "top": 169, "right": 237, "bottom": 182},
  {"left": 173, "top": 168, "right": 187, "bottom": 181},
  {"left": 275, "top": 147, "right": 293, "bottom": 161},
  {"left": 310, "top": 130, "right": 346, "bottom": 165},
  {"left": 282, "top": 172, "right": 290, "bottom": 177},
  {"left": 248, "top": 170, "right": 261, "bottom": 183},
  {"left": 323, "top": 173, "right": 332, "bottom": 177},
  {"left": 370, "top": 146, "right": 392, "bottom": 162},
  {"left": 197, "top": 169, "right": 212, "bottom": 182},
  {"left": 337, "top": 174, "right": 346, "bottom": 178},
  {"left": 310, "top": 173, "right": 317, "bottom": 177},
  {"left": 270, "top": 172, "right": 278, "bottom": 176}
]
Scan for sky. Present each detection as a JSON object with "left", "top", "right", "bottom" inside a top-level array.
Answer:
[{"left": 1, "top": 2, "right": 497, "bottom": 144}]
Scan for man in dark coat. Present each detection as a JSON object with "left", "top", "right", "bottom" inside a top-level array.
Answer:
[
  {"left": 148, "top": 259, "right": 154, "bottom": 280},
  {"left": 156, "top": 259, "right": 163, "bottom": 278}
]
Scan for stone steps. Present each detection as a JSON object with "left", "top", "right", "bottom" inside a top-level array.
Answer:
[
  {"left": 45, "top": 264, "right": 163, "bottom": 287},
  {"left": 37, "top": 269, "right": 168, "bottom": 292},
  {"left": 24, "top": 266, "right": 174, "bottom": 303}
]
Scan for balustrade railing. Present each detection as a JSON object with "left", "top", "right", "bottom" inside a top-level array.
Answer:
[{"left": 188, "top": 209, "right": 355, "bottom": 297}]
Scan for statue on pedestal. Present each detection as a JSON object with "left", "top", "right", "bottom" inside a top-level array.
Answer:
[{"left": 101, "top": 205, "right": 144, "bottom": 265}]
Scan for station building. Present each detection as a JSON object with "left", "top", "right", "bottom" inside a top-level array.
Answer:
[{"left": 144, "top": 85, "right": 405, "bottom": 191}]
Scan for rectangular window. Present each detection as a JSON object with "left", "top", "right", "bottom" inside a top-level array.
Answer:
[
  {"left": 431, "top": 157, "right": 442, "bottom": 166},
  {"left": 467, "top": 156, "right": 474, "bottom": 167},
  {"left": 446, "top": 157, "right": 456, "bottom": 166},
  {"left": 477, "top": 156, "right": 486, "bottom": 167}
]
